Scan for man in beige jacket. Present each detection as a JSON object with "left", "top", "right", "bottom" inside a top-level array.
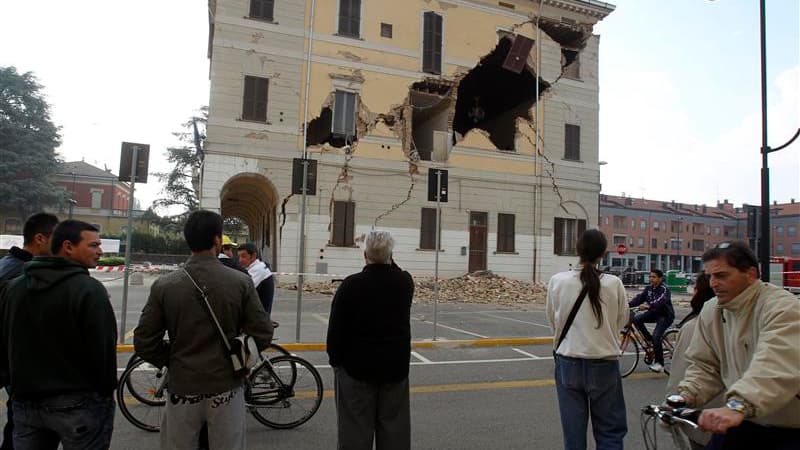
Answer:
[{"left": 675, "top": 241, "right": 799, "bottom": 449}]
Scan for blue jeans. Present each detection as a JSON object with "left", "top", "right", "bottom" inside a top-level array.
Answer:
[
  {"left": 12, "top": 393, "right": 114, "bottom": 450},
  {"left": 633, "top": 309, "right": 673, "bottom": 365},
  {"left": 554, "top": 355, "right": 627, "bottom": 450}
]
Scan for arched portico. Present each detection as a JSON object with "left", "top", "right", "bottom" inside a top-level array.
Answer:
[{"left": 220, "top": 173, "right": 279, "bottom": 268}]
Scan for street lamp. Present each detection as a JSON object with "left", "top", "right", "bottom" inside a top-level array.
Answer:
[
  {"left": 598, "top": 161, "right": 608, "bottom": 227},
  {"left": 677, "top": 217, "right": 684, "bottom": 272}
]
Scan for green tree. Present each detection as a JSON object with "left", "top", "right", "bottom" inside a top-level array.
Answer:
[
  {"left": 0, "top": 67, "right": 63, "bottom": 217},
  {"left": 153, "top": 107, "right": 206, "bottom": 214}
]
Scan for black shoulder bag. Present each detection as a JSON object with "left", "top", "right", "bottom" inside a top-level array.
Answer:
[{"left": 553, "top": 285, "right": 589, "bottom": 357}]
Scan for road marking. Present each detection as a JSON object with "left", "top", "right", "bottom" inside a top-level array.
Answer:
[
  {"left": 511, "top": 348, "right": 540, "bottom": 359},
  {"left": 480, "top": 313, "right": 552, "bottom": 329},
  {"left": 311, "top": 313, "right": 329, "bottom": 324},
  {"left": 411, "top": 351, "right": 432, "bottom": 363},
  {"left": 412, "top": 317, "right": 488, "bottom": 338}
]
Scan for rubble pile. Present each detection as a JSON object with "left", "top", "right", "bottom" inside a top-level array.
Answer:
[
  {"left": 278, "top": 270, "right": 546, "bottom": 305},
  {"left": 413, "top": 271, "right": 546, "bottom": 305}
]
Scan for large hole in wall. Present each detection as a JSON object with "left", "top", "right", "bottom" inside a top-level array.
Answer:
[
  {"left": 410, "top": 80, "right": 453, "bottom": 161},
  {"left": 452, "top": 37, "right": 550, "bottom": 151}
]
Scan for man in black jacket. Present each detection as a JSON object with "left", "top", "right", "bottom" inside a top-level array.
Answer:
[
  {"left": 0, "top": 212, "right": 58, "bottom": 450},
  {"left": 0, "top": 220, "right": 116, "bottom": 449},
  {"left": 327, "top": 230, "right": 414, "bottom": 450}
]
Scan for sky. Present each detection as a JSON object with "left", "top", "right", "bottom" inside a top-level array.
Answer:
[{"left": 1, "top": 0, "right": 798, "bottom": 211}]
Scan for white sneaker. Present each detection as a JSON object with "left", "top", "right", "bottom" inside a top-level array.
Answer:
[{"left": 649, "top": 362, "right": 664, "bottom": 373}]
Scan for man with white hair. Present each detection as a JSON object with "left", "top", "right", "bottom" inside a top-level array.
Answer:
[{"left": 326, "top": 230, "right": 414, "bottom": 450}]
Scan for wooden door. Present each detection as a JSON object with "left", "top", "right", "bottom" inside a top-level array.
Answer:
[{"left": 468, "top": 212, "right": 488, "bottom": 272}]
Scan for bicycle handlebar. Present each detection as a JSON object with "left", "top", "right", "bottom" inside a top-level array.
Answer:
[{"left": 642, "top": 404, "right": 701, "bottom": 429}]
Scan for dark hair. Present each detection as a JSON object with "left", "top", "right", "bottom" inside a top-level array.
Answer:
[
  {"left": 23, "top": 213, "right": 59, "bottom": 245},
  {"left": 50, "top": 220, "right": 99, "bottom": 254},
  {"left": 238, "top": 242, "right": 258, "bottom": 257},
  {"left": 650, "top": 268, "right": 664, "bottom": 279},
  {"left": 702, "top": 241, "right": 759, "bottom": 275},
  {"left": 576, "top": 229, "right": 607, "bottom": 327},
  {"left": 183, "top": 210, "right": 223, "bottom": 252},
  {"left": 679, "top": 272, "right": 715, "bottom": 327}
]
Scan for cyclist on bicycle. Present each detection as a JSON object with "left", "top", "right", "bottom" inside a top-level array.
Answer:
[{"left": 628, "top": 268, "right": 674, "bottom": 372}]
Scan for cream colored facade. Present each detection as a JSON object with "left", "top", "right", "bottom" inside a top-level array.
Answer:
[{"left": 202, "top": 0, "right": 614, "bottom": 281}]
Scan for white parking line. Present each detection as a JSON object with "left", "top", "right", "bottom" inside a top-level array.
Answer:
[
  {"left": 480, "top": 313, "right": 552, "bottom": 329},
  {"left": 412, "top": 317, "right": 489, "bottom": 338},
  {"left": 511, "top": 348, "right": 541, "bottom": 359},
  {"left": 411, "top": 351, "right": 432, "bottom": 363},
  {"left": 311, "top": 313, "right": 329, "bottom": 324}
]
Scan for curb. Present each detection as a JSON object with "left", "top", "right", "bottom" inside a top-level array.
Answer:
[{"left": 116, "top": 336, "right": 553, "bottom": 353}]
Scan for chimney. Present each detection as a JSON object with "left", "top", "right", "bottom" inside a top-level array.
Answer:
[
  {"left": 773, "top": 200, "right": 777, "bottom": 206},
  {"left": 625, "top": 197, "right": 633, "bottom": 206},
  {"left": 792, "top": 198, "right": 796, "bottom": 204},
  {"left": 703, "top": 204, "right": 707, "bottom": 214}
]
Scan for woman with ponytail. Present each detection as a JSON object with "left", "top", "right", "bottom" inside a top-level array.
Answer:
[{"left": 546, "top": 229, "right": 629, "bottom": 450}]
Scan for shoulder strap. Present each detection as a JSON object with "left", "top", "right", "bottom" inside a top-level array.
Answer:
[
  {"left": 182, "top": 268, "right": 233, "bottom": 353},
  {"left": 554, "top": 285, "right": 589, "bottom": 354}
]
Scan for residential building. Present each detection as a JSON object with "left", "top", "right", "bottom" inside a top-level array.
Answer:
[
  {"left": 202, "top": 0, "right": 615, "bottom": 280},
  {"left": 599, "top": 194, "right": 800, "bottom": 273}
]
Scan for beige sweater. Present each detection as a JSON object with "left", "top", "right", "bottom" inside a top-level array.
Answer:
[
  {"left": 678, "top": 281, "right": 800, "bottom": 428},
  {"left": 546, "top": 270, "right": 628, "bottom": 359}
]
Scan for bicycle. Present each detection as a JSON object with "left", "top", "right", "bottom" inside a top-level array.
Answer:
[
  {"left": 641, "top": 396, "right": 702, "bottom": 450},
  {"left": 117, "top": 342, "right": 322, "bottom": 432},
  {"left": 619, "top": 309, "right": 678, "bottom": 377}
]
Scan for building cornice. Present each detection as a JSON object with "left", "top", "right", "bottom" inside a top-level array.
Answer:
[{"left": 543, "top": 0, "right": 616, "bottom": 19}]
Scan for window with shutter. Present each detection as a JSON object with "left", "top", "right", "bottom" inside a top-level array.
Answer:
[
  {"left": 338, "top": 0, "right": 361, "bottom": 37},
  {"left": 242, "top": 76, "right": 269, "bottom": 122},
  {"left": 249, "top": 0, "right": 274, "bottom": 21},
  {"left": 332, "top": 91, "right": 357, "bottom": 138},
  {"left": 422, "top": 12, "right": 443, "bottom": 74},
  {"left": 497, "top": 213, "right": 515, "bottom": 253},
  {"left": 331, "top": 201, "right": 355, "bottom": 246},
  {"left": 564, "top": 124, "right": 580, "bottom": 160},
  {"left": 554, "top": 217, "right": 585, "bottom": 255},
  {"left": 420, "top": 208, "right": 438, "bottom": 250}
]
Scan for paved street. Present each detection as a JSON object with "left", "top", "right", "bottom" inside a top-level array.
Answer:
[{"left": 1, "top": 272, "right": 690, "bottom": 449}]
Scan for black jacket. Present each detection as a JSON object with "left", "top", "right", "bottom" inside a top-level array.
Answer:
[
  {"left": 326, "top": 263, "right": 414, "bottom": 383},
  {"left": 0, "top": 257, "right": 118, "bottom": 399},
  {"left": 0, "top": 247, "right": 32, "bottom": 283}
]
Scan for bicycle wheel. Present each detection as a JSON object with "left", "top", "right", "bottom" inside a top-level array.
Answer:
[
  {"left": 247, "top": 355, "right": 323, "bottom": 429},
  {"left": 117, "top": 358, "right": 166, "bottom": 432},
  {"left": 661, "top": 329, "right": 679, "bottom": 376},
  {"left": 619, "top": 329, "right": 640, "bottom": 378}
]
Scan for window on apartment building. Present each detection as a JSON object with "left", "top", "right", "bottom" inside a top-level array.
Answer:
[
  {"left": 564, "top": 124, "right": 580, "bottom": 160},
  {"left": 561, "top": 48, "right": 580, "bottom": 79},
  {"left": 613, "top": 216, "right": 625, "bottom": 229},
  {"left": 651, "top": 238, "right": 657, "bottom": 248},
  {"left": 4, "top": 218, "right": 21, "bottom": 234},
  {"left": 331, "top": 201, "right": 355, "bottom": 246},
  {"left": 554, "top": 217, "right": 586, "bottom": 256},
  {"left": 788, "top": 225, "right": 797, "bottom": 237},
  {"left": 604, "top": 216, "right": 609, "bottom": 225},
  {"left": 91, "top": 190, "right": 103, "bottom": 209},
  {"left": 332, "top": 90, "right": 358, "bottom": 139},
  {"left": 713, "top": 227, "right": 720, "bottom": 236},
  {"left": 692, "top": 239, "right": 704, "bottom": 251},
  {"left": 380, "top": 22, "right": 393, "bottom": 38},
  {"left": 422, "top": 11, "right": 443, "bottom": 75},
  {"left": 776, "top": 225, "right": 784, "bottom": 236},
  {"left": 653, "top": 221, "right": 659, "bottom": 231},
  {"left": 419, "top": 208, "right": 439, "bottom": 250},
  {"left": 497, "top": 213, "right": 515, "bottom": 253},
  {"left": 792, "top": 243, "right": 800, "bottom": 255},
  {"left": 249, "top": 0, "right": 274, "bottom": 21},
  {"left": 242, "top": 76, "right": 269, "bottom": 122},
  {"left": 338, "top": 0, "right": 361, "bottom": 37},
  {"left": 637, "top": 237, "right": 644, "bottom": 248},
  {"left": 775, "top": 243, "right": 784, "bottom": 255},
  {"left": 640, "top": 220, "right": 646, "bottom": 231},
  {"left": 670, "top": 239, "right": 682, "bottom": 250}
]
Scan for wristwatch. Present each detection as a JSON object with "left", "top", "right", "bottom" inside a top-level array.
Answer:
[{"left": 726, "top": 398, "right": 748, "bottom": 415}]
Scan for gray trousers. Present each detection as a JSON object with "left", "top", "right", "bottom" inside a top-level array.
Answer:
[
  {"left": 160, "top": 386, "right": 245, "bottom": 450},
  {"left": 334, "top": 367, "right": 410, "bottom": 450}
]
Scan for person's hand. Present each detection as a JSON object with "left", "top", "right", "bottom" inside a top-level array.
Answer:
[
  {"left": 638, "top": 303, "right": 650, "bottom": 311},
  {"left": 698, "top": 408, "right": 744, "bottom": 434}
]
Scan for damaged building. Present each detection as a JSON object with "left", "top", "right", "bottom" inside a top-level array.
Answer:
[{"left": 202, "top": 0, "right": 614, "bottom": 281}]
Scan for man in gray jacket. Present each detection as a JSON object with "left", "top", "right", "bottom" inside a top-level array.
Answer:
[{"left": 134, "top": 210, "right": 273, "bottom": 450}]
